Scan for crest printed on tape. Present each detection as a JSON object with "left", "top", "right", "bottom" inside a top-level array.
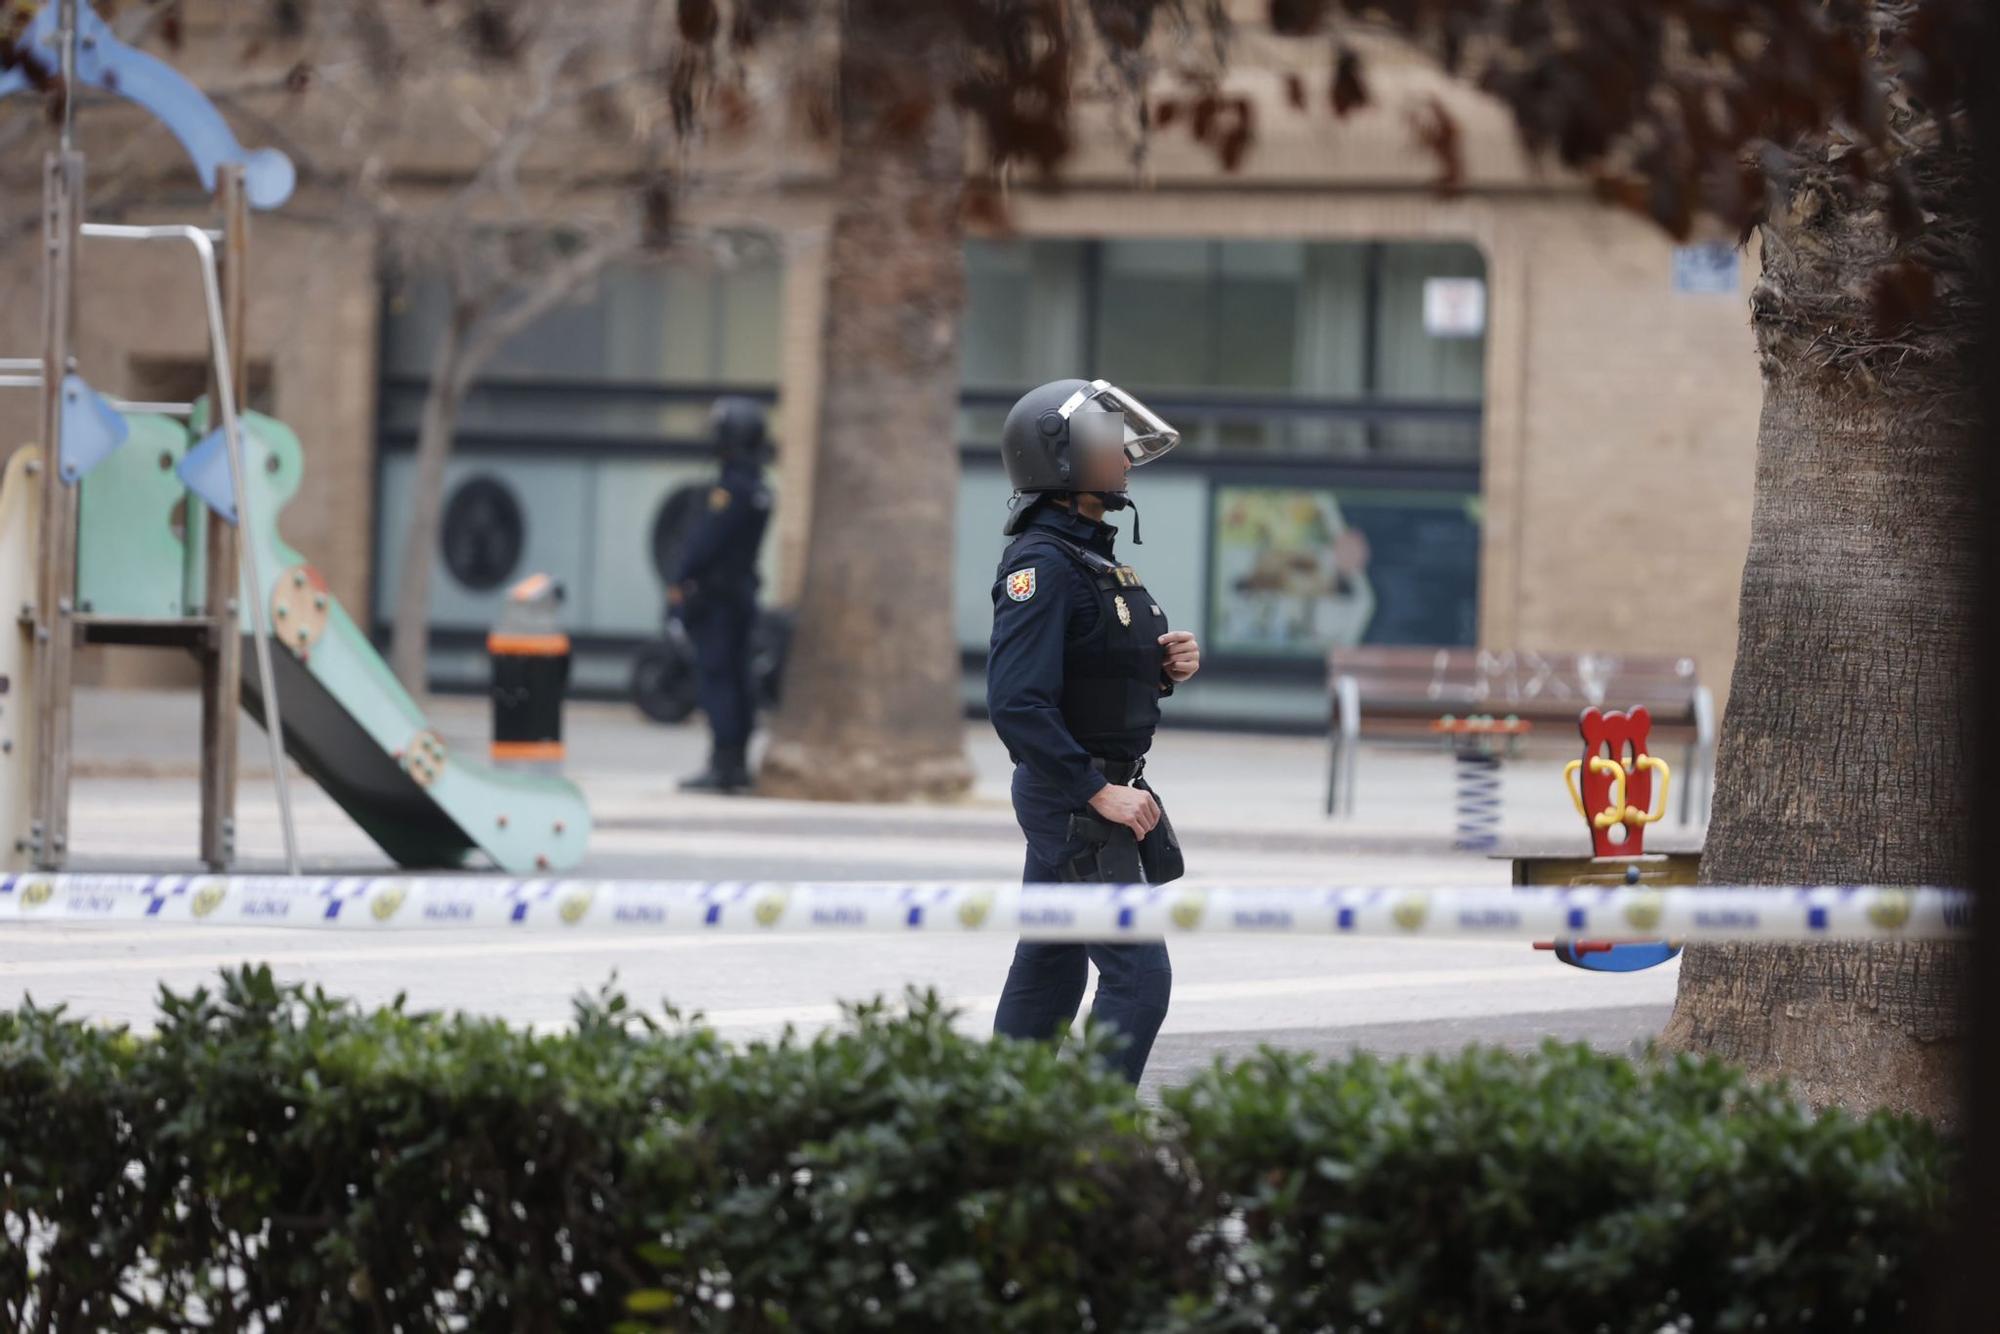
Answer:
[{"left": 1006, "top": 568, "right": 1037, "bottom": 602}]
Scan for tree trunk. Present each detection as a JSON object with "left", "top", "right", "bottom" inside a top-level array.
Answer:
[
  {"left": 758, "top": 2, "right": 974, "bottom": 801},
  {"left": 1662, "top": 105, "right": 1976, "bottom": 1120},
  {"left": 389, "top": 302, "right": 471, "bottom": 697}
]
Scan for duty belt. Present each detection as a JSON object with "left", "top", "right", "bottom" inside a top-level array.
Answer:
[{"left": 1089, "top": 756, "right": 1145, "bottom": 785}]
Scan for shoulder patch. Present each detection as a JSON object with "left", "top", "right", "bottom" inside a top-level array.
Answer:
[
  {"left": 708, "top": 486, "right": 731, "bottom": 512},
  {"left": 1005, "top": 568, "right": 1038, "bottom": 602}
]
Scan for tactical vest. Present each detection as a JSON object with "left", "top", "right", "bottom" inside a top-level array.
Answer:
[{"left": 1014, "top": 532, "right": 1169, "bottom": 759}]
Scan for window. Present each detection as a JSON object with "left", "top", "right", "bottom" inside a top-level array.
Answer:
[
  {"left": 954, "top": 235, "right": 1487, "bottom": 664},
  {"left": 958, "top": 237, "right": 1486, "bottom": 462},
  {"left": 379, "top": 232, "right": 783, "bottom": 442}
]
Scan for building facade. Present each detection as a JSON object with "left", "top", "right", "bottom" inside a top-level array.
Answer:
[{"left": 0, "top": 22, "right": 1762, "bottom": 727}]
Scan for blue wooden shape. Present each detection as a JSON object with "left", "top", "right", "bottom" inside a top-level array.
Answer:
[
  {"left": 1, "top": 1, "right": 295, "bottom": 209},
  {"left": 56, "top": 373, "right": 129, "bottom": 483},
  {"left": 175, "top": 425, "right": 238, "bottom": 525},
  {"left": 1552, "top": 940, "right": 1683, "bottom": 973}
]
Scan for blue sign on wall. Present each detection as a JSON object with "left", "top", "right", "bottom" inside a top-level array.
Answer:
[{"left": 1672, "top": 244, "right": 1741, "bottom": 295}]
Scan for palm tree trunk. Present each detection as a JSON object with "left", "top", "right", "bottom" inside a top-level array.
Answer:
[
  {"left": 1662, "top": 108, "right": 1976, "bottom": 1120},
  {"left": 758, "top": 2, "right": 974, "bottom": 801}
]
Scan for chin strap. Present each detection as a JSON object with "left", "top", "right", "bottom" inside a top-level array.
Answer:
[{"left": 1096, "top": 491, "right": 1141, "bottom": 544}]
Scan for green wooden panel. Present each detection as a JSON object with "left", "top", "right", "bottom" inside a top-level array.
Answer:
[{"left": 76, "top": 415, "right": 195, "bottom": 618}]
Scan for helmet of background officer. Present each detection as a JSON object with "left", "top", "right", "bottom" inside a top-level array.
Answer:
[
  {"left": 998, "top": 377, "right": 1179, "bottom": 535},
  {"left": 710, "top": 396, "right": 772, "bottom": 468}
]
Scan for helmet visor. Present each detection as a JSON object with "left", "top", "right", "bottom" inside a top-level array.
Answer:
[{"left": 1059, "top": 379, "right": 1179, "bottom": 466}]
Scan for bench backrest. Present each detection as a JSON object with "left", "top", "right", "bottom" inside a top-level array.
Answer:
[{"left": 1328, "top": 647, "right": 1701, "bottom": 721}]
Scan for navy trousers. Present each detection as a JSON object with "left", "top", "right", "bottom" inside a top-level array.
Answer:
[
  {"left": 686, "top": 594, "right": 756, "bottom": 751},
  {"left": 992, "top": 764, "right": 1172, "bottom": 1084}
]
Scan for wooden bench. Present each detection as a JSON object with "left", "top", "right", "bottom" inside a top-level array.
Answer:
[{"left": 1325, "top": 648, "right": 1715, "bottom": 823}]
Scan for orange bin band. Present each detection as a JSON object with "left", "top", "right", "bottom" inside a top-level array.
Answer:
[
  {"left": 491, "top": 740, "right": 566, "bottom": 762},
  {"left": 487, "top": 632, "right": 571, "bottom": 657}
]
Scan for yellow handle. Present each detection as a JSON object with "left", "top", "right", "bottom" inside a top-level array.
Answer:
[
  {"left": 1565, "top": 757, "right": 1626, "bottom": 827},
  {"left": 1625, "top": 754, "right": 1671, "bottom": 824},
  {"left": 1589, "top": 757, "right": 1626, "bottom": 828}
]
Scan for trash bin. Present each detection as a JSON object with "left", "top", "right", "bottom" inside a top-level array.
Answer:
[{"left": 489, "top": 573, "right": 569, "bottom": 771}]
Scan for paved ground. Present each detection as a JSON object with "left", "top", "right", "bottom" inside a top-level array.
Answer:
[{"left": 0, "top": 688, "right": 1701, "bottom": 1093}]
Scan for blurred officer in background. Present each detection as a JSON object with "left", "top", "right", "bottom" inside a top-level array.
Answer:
[
  {"left": 986, "top": 378, "right": 1202, "bottom": 1083},
  {"left": 669, "top": 398, "right": 774, "bottom": 793}
]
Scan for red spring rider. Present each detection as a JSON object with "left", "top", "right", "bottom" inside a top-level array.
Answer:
[{"left": 1564, "top": 706, "right": 1671, "bottom": 857}]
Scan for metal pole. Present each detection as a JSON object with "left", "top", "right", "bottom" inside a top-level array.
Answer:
[
  {"left": 79, "top": 221, "right": 300, "bottom": 876},
  {"left": 58, "top": 0, "right": 77, "bottom": 152},
  {"left": 199, "top": 174, "right": 245, "bottom": 873}
]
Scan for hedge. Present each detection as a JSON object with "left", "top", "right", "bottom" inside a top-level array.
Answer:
[{"left": 0, "top": 967, "right": 1952, "bottom": 1332}]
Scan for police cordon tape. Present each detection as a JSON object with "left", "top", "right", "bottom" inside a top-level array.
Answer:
[{"left": 0, "top": 874, "right": 1973, "bottom": 941}]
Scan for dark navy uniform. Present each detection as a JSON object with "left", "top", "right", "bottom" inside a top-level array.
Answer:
[
  {"left": 988, "top": 503, "right": 1174, "bottom": 1083},
  {"left": 673, "top": 457, "right": 771, "bottom": 785}
]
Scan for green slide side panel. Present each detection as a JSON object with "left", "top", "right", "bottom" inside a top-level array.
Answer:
[
  {"left": 195, "top": 405, "right": 591, "bottom": 873},
  {"left": 76, "top": 414, "right": 195, "bottom": 618}
]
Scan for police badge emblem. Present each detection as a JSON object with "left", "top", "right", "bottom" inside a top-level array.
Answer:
[
  {"left": 1006, "top": 569, "right": 1037, "bottom": 602},
  {"left": 1114, "top": 595, "right": 1132, "bottom": 626},
  {"left": 369, "top": 882, "right": 409, "bottom": 922},
  {"left": 1390, "top": 891, "right": 1431, "bottom": 931},
  {"left": 558, "top": 887, "right": 595, "bottom": 925},
  {"left": 190, "top": 880, "right": 228, "bottom": 919},
  {"left": 1865, "top": 888, "right": 1912, "bottom": 931}
]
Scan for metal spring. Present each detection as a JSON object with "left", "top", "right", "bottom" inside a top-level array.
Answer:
[{"left": 1452, "top": 749, "right": 1504, "bottom": 851}]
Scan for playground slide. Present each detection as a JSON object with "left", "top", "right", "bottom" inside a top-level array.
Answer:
[
  {"left": 52, "top": 410, "right": 589, "bottom": 874},
  {"left": 224, "top": 409, "right": 590, "bottom": 872}
]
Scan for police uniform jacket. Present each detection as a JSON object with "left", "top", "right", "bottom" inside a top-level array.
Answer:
[
  {"left": 986, "top": 505, "right": 1173, "bottom": 811},
  {"left": 673, "top": 461, "right": 771, "bottom": 602}
]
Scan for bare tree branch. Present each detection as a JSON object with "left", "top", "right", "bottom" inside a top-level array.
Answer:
[{"left": 451, "top": 221, "right": 643, "bottom": 395}]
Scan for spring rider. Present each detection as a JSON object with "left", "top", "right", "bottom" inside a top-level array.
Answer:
[{"left": 1527, "top": 705, "right": 1688, "bottom": 972}]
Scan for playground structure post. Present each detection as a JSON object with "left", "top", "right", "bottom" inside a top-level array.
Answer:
[
  {"left": 1, "top": 0, "right": 587, "bottom": 876},
  {"left": 199, "top": 168, "right": 248, "bottom": 870},
  {"left": 29, "top": 150, "right": 82, "bottom": 868},
  {"left": 13, "top": 0, "right": 297, "bottom": 873}
]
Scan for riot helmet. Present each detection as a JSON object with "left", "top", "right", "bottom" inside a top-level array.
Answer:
[
  {"left": 999, "top": 377, "right": 1179, "bottom": 536},
  {"left": 710, "top": 396, "right": 772, "bottom": 466}
]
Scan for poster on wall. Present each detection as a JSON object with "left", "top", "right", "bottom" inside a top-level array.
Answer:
[{"left": 1208, "top": 485, "right": 1480, "bottom": 657}]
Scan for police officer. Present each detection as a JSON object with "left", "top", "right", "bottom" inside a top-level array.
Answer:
[
  {"left": 987, "top": 378, "right": 1202, "bottom": 1084},
  {"left": 669, "top": 398, "right": 774, "bottom": 793}
]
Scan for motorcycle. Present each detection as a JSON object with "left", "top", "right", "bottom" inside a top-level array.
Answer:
[{"left": 630, "top": 606, "right": 794, "bottom": 724}]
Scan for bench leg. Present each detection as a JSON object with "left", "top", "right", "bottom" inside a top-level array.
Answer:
[
  {"left": 1688, "top": 685, "right": 1717, "bottom": 827},
  {"left": 1344, "top": 737, "right": 1359, "bottom": 817},
  {"left": 1680, "top": 742, "right": 1695, "bottom": 825},
  {"left": 1326, "top": 732, "right": 1343, "bottom": 817},
  {"left": 1330, "top": 675, "right": 1361, "bottom": 819}
]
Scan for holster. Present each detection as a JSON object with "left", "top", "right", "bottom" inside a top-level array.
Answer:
[{"left": 1060, "top": 781, "right": 1185, "bottom": 885}]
